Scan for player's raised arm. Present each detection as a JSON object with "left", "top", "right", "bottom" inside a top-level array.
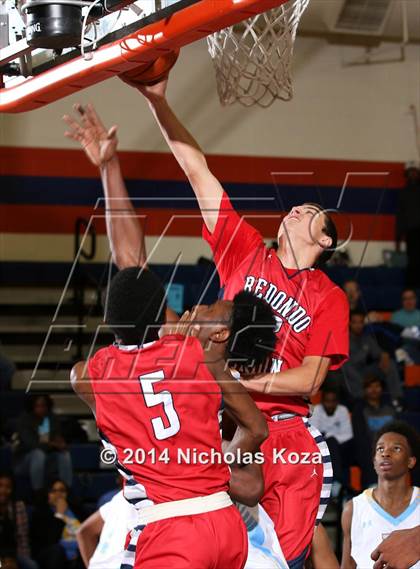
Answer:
[
  {"left": 63, "top": 103, "right": 147, "bottom": 269},
  {"left": 136, "top": 78, "right": 264, "bottom": 287},
  {"left": 137, "top": 80, "right": 223, "bottom": 233}
]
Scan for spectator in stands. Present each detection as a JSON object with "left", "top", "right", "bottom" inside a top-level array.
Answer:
[
  {"left": 311, "top": 387, "right": 354, "bottom": 491},
  {"left": 391, "top": 288, "right": 420, "bottom": 365},
  {"left": 31, "top": 479, "right": 84, "bottom": 569},
  {"left": 77, "top": 489, "right": 137, "bottom": 569},
  {"left": 343, "top": 280, "right": 363, "bottom": 312},
  {"left": 341, "top": 421, "right": 420, "bottom": 569},
  {"left": 14, "top": 395, "right": 72, "bottom": 491},
  {"left": 396, "top": 162, "right": 420, "bottom": 287},
  {"left": 0, "top": 352, "right": 15, "bottom": 391},
  {"left": 391, "top": 288, "right": 420, "bottom": 329},
  {"left": 351, "top": 375, "right": 396, "bottom": 488},
  {"left": 0, "top": 471, "right": 38, "bottom": 569},
  {"left": 343, "top": 311, "right": 403, "bottom": 403}
]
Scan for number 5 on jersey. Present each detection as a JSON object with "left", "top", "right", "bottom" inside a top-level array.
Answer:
[{"left": 139, "top": 370, "right": 181, "bottom": 440}]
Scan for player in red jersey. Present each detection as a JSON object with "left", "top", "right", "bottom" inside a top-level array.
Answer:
[
  {"left": 137, "top": 77, "right": 349, "bottom": 568},
  {"left": 70, "top": 265, "right": 276, "bottom": 569}
]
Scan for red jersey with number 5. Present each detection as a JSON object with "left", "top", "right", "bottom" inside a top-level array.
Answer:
[
  {"left": 203, "top": 193, "right": 349, "bottom": 418},
  {"left": 88, "top": 335, "right": 229, "bottom": 504}
]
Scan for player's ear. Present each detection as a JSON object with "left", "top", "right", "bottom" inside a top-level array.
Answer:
[
  {"left": 408, "top": 456, "right": 416, "bottom": 470},
  {"left": 319, "top": 233, "right": 332, "bottom": 250},
  {"left": 209, "top": 325, "right": 230, "bottom": 344}
]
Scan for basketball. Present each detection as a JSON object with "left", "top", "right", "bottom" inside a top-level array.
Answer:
[{"left": 119, "top": 50, "right": 179, "bottom": 88}]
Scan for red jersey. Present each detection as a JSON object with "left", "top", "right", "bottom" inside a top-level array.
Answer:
[
  {"left": 88, "top": 335, "right": 230, "bottom": 504},
  {"left": 203, "top": 193, "right": 349, "bottom": 418}
]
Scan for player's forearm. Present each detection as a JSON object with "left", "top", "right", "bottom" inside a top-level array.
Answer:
[
  {"left": 227, "top": 462, "right": 264, "bottom": 506},
  {"left": 311, "top": 524, "right": 340, "bottom": 569},
  {"left": 76, "top": 528, "right": 99, "bottom": 567},
  {"left": 146, "top": 96, "right": 223, "bottom": 232},
  {"left": 100, "top": 156, "right": 147, "bottom": 269},
  {"left": 147, "top": 96, "right": 207, "bottom": 178},
  {"left": 225, "top": 411, "right": 268, "bottom": 457},
  {"left": 243, "top": 358, "right": 330, "bottom": 397}
]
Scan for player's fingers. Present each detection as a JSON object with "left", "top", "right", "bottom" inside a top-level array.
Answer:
[
  {"left": 62, "top": 113, "right": 81, "bottom": 130},
  {"left": 107, "top": 125, "right": 118, "bottom": 139},
  {"left": 63, "top": 115, "right": 84, "bottom": 139},
  {"left": 74, "top": 103, "right": 85, "bottom": 116},
  {"left": 86, "top": 103, "right": 107, "bottom": 130},
  {"left": 178, "top": 311, "right": 190, "bottom": 323},
  {"left": 74, "top": 103, "right": 93, "bottom": 127},
  {"left": 371, "top": 547, "right": 381, "bottom": 561},
  {"left": 64, "top": 130, "right": 80, "bottom": 141},
  {"left": 189, "top": 324, "right": 200, "bottom": 337},
  {"left": 372, "top": 553, "right": 386, "bottom": 569}
]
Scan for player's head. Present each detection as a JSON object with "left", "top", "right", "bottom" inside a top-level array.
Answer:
[
  {"left": 191, "top": 291, "right": 276, "bottom": 367},
  {"left": 277, "top": 203, "right": 337, "bottom": 266},
  {"left": 373, "top": 421, "right": 419, "bottom": 481},
  {"left": 106, "top": 267, "right": 166, "bottom": 345},
  {"left": 321, "top": 387, "right": 339, "bottom": 415},
  {"left": 401, "top": 288, "right": 417, "bottom": 312},
  {"left": 350, "top": 310, "right": 365, "bottom": 336}
]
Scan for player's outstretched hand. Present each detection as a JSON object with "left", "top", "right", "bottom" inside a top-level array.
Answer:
[
  {"left": 371, "top": 527, "right": 420, "bottom": 569},
  {"left": 63, "top": 103, "right": 118, "bottom": 168}
]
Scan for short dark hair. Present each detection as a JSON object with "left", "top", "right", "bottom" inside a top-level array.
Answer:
[
  {"left": 350, "top": 310, "right": 366, "bottom": 320},
  {"left": 373, "top": 420, "right": 420, "bottom": 460},
  {"left": 305, "top": 203, "right": 338, "bottom": 266},
  {"left": 363, "top": 373, "right": 383, "bottom": 389},
  {"left": 226, "top": 291, "right": 276, "bottom": 367},
  {"left": 322, "top": 386, "right": 339, "bottom": 398},
  {"left": 402, "top": 288, "right": 417, "bottom": 298},
  {"left": 105, "top": 267, "right": 166, "bottom": 345}
]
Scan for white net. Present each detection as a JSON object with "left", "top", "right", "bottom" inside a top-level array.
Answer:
[{"left": 207, "top": 0, "right": 310, "bottom": 108}]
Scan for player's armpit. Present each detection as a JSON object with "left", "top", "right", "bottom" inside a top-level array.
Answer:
[
  {"left": 70, "top": 361, "right": 96, "bottom": 415},
  {"left": 340, "top": 500, "right": 356, "bottom": 569},
  {"left": 205, "top": 357, "right": 268, "bottom": 454}
]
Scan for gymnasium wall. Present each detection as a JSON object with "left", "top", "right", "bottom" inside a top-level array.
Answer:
[{"left": 1, "top": 38, "right": 418, "bottom": 271}]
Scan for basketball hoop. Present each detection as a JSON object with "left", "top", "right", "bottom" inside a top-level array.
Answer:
[{"left": 207, "top": 0, "right": 309, "bottom": 108}]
